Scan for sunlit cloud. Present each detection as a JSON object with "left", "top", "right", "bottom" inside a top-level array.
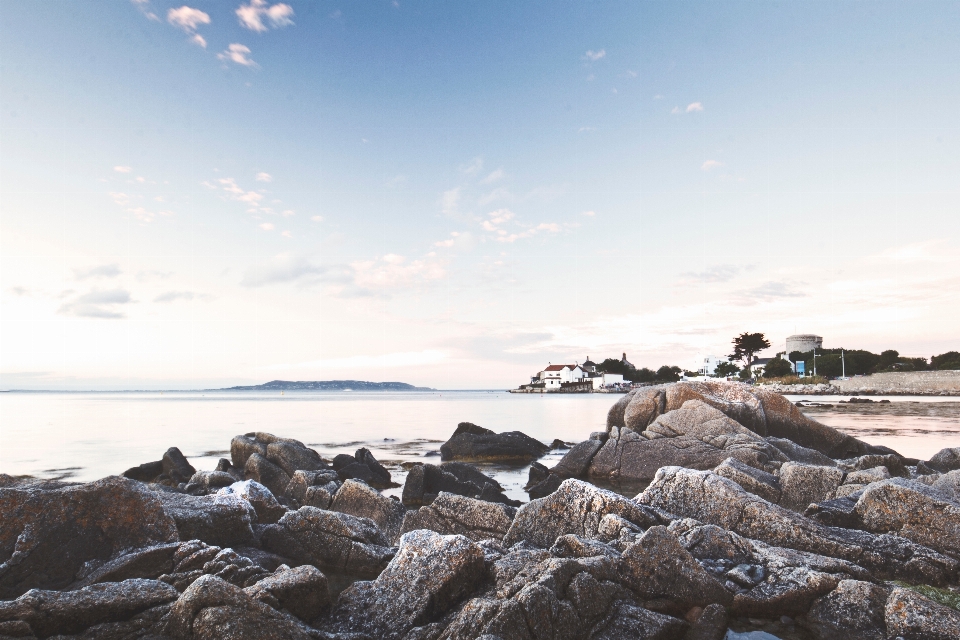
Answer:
[
  {"left": 154, "top": 291, "right": 213, "bottom": 303},
  {"left": 167, "top": 6, "right": 210, "bottom": 33},
  {"left": 237, "top": 0, "right": 295, "bottom": 32},
  {"left": 480, "top": 168, "right": 504, "bottom": 184},
  {"left": 701, "top": 160, "right": 723, "bottom": 171},
  {"left": 256, "top": 172, "right": 273, "bottom": 182},
  {"left": 584, "top": 49, "right": 606, "bottom": 61},
  {"left": 113, "top": 166, "right": 132, "bottom": 173},
  {"left": 217, "top": 43, "right": 257, "bottom": 67},
  {"left": 686, "top": 102, "right": 704, "bottom": 112},
  {"left": 259, "top": 222, "right": 275, "bottom": 231}
]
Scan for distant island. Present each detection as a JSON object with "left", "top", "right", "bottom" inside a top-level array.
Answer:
[{"left": 216, "top": 379, "right": 437, "bottom": 392}]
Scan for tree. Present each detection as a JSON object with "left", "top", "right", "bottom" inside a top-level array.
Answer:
[
  {"left": 932, "top": 351, "right": 960, "bottom": 371},
  {"left": 728, "top": 332, "right": 771, "bottom": 376},
  {"left": 763, "top": 357, "right": 793, "bottom": 378},
  {"left": 655, "top": 365, "right": 681, "bottom": 382},
  {"left": 714, "top": 361, "right": 740, "bottom": 377}
]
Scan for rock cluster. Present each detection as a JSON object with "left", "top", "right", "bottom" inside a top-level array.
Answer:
[{"left": 3, "top": 383, "right": 960, "bottom": 639}]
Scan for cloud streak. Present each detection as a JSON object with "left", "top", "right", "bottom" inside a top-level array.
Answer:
[{"left": 237, "top": 0, "right": 294, "bottom": 32}]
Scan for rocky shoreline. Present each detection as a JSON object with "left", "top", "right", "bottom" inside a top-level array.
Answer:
[
  {"left": 762, "top": 370, "right": 960, "bottom": 396},
  {"left": 3, "top": 380, "right": 960, "bottom": 639}
]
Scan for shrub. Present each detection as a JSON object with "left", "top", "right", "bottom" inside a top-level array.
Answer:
[
  {"left": 763, "top": 357, "right": 793, "bottom": 378},
  {"left": 932, "top": 351, "right": 960, "bottom": 370}
]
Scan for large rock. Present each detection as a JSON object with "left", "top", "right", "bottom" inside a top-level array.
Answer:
[
  {"left": 550, "top": 439, "right": 605, "bottom": 479},
  {"left": 608, "top": 381, "right": 882, "bottom": 459},
  {"left": 167, "top": 574, "right": 314, "bottom": 639},
  {"left": 158, "top": 541, "right": 272, "bottom": 590},
  {"left": 260, "top": 507, "right": 395, "bottom": 578},
  {"left": 400, "top": 493, "right": 516, "bottom": 542},
  {"left": 638, "top": 467, "right": 958, "bottom": 585},
  {"left": 323, "top": 530, "right": 485, "bottom": 640},
  {"left": 853, "top": 478, "right": 960, "bottom": 558},
  {"left": 714, "top": 457, "right": 782, "bottom": 503},
  {"left": 243, "top": 565, "right": 330, "bottom": 623},
  {"left": 230, "top": 432, "right": 327, "bottom": 475},
  {"left": 330, "top": 479, "right": 406, "bottom": 543},
  {"left": 589, "top": 601, "right": 688, "bottom": 640},
  {"left": 243, "top": 453, "right": 292, "bottom": 498},
  {"left": 0, "top": 477, "right": 178, "bottom": 599},
  {"left": 503, "top": 479, "right": 664, "bottom": 549},
  {"left": 0, "top": 578, "right": 177, "bottom": 638},
  {"left": 155, "top": 491, "right": 257, "bottom": 548},
  {"left": 926, "top": 446, "right": 960, "bottom": 473},
  {"left": 283, "top": 469, "right": 340, "bottom": 509},
  {"left": 122, "top": 447, "right": 197, "bottom": 487},
  {"left": 668, "top": 518, "right": 873, "bottom": 617},
  {"left": 766, "top": 436, "right": 839, "bottom": 466},
  {"left": 72, "top": 542, "right": 180, "bottom": 589},
  {"left": 588, "top": 400, "right": 787, "bottom": 485},
  {"left": 439, "top": 422, "right": 548, "bottom": 463},
  {"left": 617, "top": 526, "right": 732, "bottom": 611},
  {"left": 332, "top": 448, "right": 393, "bottom": 489},
  {"left": 884, "top": 586, "right": 960, "bottom": 640},
  {"left": 218, "top": 480, "right": 287, "bottom": 524},
  {"left": 778, "top": 462, "right": 845, "bottom": 512},
  {"left": 402, "top": 462, "right": 519, "bottom": 507},
  {"left": 440, "top": 461, "right": 504, "bottom": 492},
  {"left": 802, "top": 579, "right": 890, "bottom": 640}
]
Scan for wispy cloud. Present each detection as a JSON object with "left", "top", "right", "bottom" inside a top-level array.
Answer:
[
  {"left": 441, "top": 187, "right": 461, "bottom": 216},
  {"left": 701, "top": 160, "right": 723, "bottom": 171},
  {"left": 237, "top": 0, "right": 295, "bottom": 32},
  {"left": 131, "top": 0, "right": 159, "bottom": 21},
  {"left": 218, "top": 178, "right": 263, "bottom": 206},
  {"left": 259, "top": 222, "right": 275, "bottom": 231},
  {"left": 461, "top": 157, "right": 483, "bottom": 175},
  {"left": 58, "top": 289, "right": 133, "bottom": 319},
  {"left": 74, "top": 264, "right": 121, "bottom": 280},
  {"left": 350, "top": 254, "right": 446, "bottom": 290},
  {"left": 217, "top": 43, "right": 257, "bottom": 67},
  {"left": 584, "top": 49, "right": 606, "bottom": 61},
  {"left": 255, "top": 172, "right": 272, "bottom": 182},
  {"left": 241, "top": 254, "right": 327, "bottom": 287},
  {"left": 678, "top": 264, "right": 742, "bottom": 284},
  {"left": 686, "top": 102, "right": 704, "bottom": 112},
  {"left": 582, "top": 210, "right": 596, "bottom": 217},
  {"left": 480, "top": 168, "right": 504, "bottom": 184},
  {"left": 738, "top": 280, "right": 807, "bottom": 301},
  {"left": 113, "top": 165, "right": 132, "bottom": 173},
  {"left": 154, "top": 291, "right": 213, "bottom": 303}
]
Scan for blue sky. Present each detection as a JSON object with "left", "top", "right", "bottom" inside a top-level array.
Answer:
[{"left": 2, "top": 1, "right": 959, "bottom": 389}]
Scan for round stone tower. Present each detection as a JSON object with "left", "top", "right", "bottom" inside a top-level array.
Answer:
[{"left": 786, "top": 334, "right": 823, "bottom": 353}]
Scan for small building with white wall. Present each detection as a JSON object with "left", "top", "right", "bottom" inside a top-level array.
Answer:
[{"left": 695, "top": 355, "right": 729, "bottom": 376}]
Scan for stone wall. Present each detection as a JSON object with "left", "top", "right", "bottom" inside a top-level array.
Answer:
[{"left": 833, "top": 371, "right": 960, "bottom": 395}]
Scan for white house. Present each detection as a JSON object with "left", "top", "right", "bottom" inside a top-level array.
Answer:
[
  {"left": 695, "top": 355, "right": 730, "bottom": 376},
  {"left": 538, "top": 364, "right": 585, "bottom": 389}
]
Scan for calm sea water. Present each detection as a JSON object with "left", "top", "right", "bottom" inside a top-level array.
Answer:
[{"left": 2, "top": 391, "right": 958, "bottom": 501}]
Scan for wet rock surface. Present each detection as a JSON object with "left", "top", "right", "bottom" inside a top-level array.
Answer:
[{"left": 4, "top": 382, "right": 959, "bottom": 639}]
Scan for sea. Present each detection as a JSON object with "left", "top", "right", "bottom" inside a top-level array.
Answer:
[{"left": 2, "top": 390, "right": 959, "bottom": 502}]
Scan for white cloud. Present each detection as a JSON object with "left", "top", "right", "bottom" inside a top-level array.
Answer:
[
  {"left": 434, "top": 231, "right": 460, "bottom": 248},
  {"left": 582, "top": 210, "right": 596, "bottom": 217},
  {"left": 58, "top": 289, "right": 133, "bottom": 319},
  {"left": 624, "top": 70, "right": 638, "bottom": 78},
  {"left": 255, "top": 172, "right": 272, "bottom": 182},
  {"left": 242, "top": 254, "right": 328, "bottom": 287},
  {"left": 281, "top": 210, "right": 294, "bottom": 217},
  {"left": 260, "top": 222, "right": 275, "bottom": 231},
  {"left": 478, "top": 187, "right": 510, "bottom": 206},
  {"left": 480, "top": 168, "right": 504, "bottom": 184},
  {"left": 218, "top": 178, "right": 263, "bottom": 204},
  {"left": 167, "top": 6, "right": 210, "bottom": 32},
  {"left": 481, "top": 209, "right": 514, "bottom": 232},
  {"left": 74, "top": 264, "right": 121, "bottom": 280},
  {"left": 671, "top": 106, "right": 680, "bottom": 114},
  {"left": 154, "top": 291, "right": 213, "bottom": 303},
  {"left": 461, "top": 157, "right": 483, "bottom": 175},
  {"left": 131, "top": 0, "right": 159, "bottom": 21},
  {"left": 191, "top": 34, "right": 207, "bottom": 48},
  {"left": 441, "top": 187, "right": 461, "bottom": 216},
  {"left": 311, "top": 215, "right": 323, "bottom": 222},
  {"left": 113, "top": 166, "right": 132, "bottom": 173},
  {"left": 653, "top": 94, "right": 663, "bottom": 100},
  {"left": 351, "top": 254, "right": 445, "bottom": 290},
  {"left": 217, "top": 43, "right": 257, "bottom": 68},
  {"left": 686, "top": 102, "right": 704, "bottom": 112},
  {"left": 701, "top": 160, "right": 723, "bottom": 171},
  {"left": 237, "top": 0, "right": 295, "bottom": 32},
  {"left": 678, "top": 264, "right": 743, "bottom": 285},
  {"left": 584, "top": 49, "right": 606, "bottom": 61}
]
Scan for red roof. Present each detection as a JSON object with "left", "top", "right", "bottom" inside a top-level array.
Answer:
[{"left": 543, "top": 364, "right": 580, "bottom": 371}]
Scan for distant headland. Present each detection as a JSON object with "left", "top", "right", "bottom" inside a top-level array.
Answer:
[{"left": 216, "top": 379, "right": 437, "bottom": 392}]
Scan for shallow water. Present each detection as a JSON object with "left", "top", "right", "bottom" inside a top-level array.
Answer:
[{"left": 1, "top": 391, "right": 958, "bottom": 502}]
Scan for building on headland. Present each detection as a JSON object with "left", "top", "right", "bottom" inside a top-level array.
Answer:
[{"left": 516, "top": 356, "right": 631, "bottom": 392}]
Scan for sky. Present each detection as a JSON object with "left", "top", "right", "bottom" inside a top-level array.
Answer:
[{"left": 1, "top": 1, "right": 959, "bottom": 390}]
